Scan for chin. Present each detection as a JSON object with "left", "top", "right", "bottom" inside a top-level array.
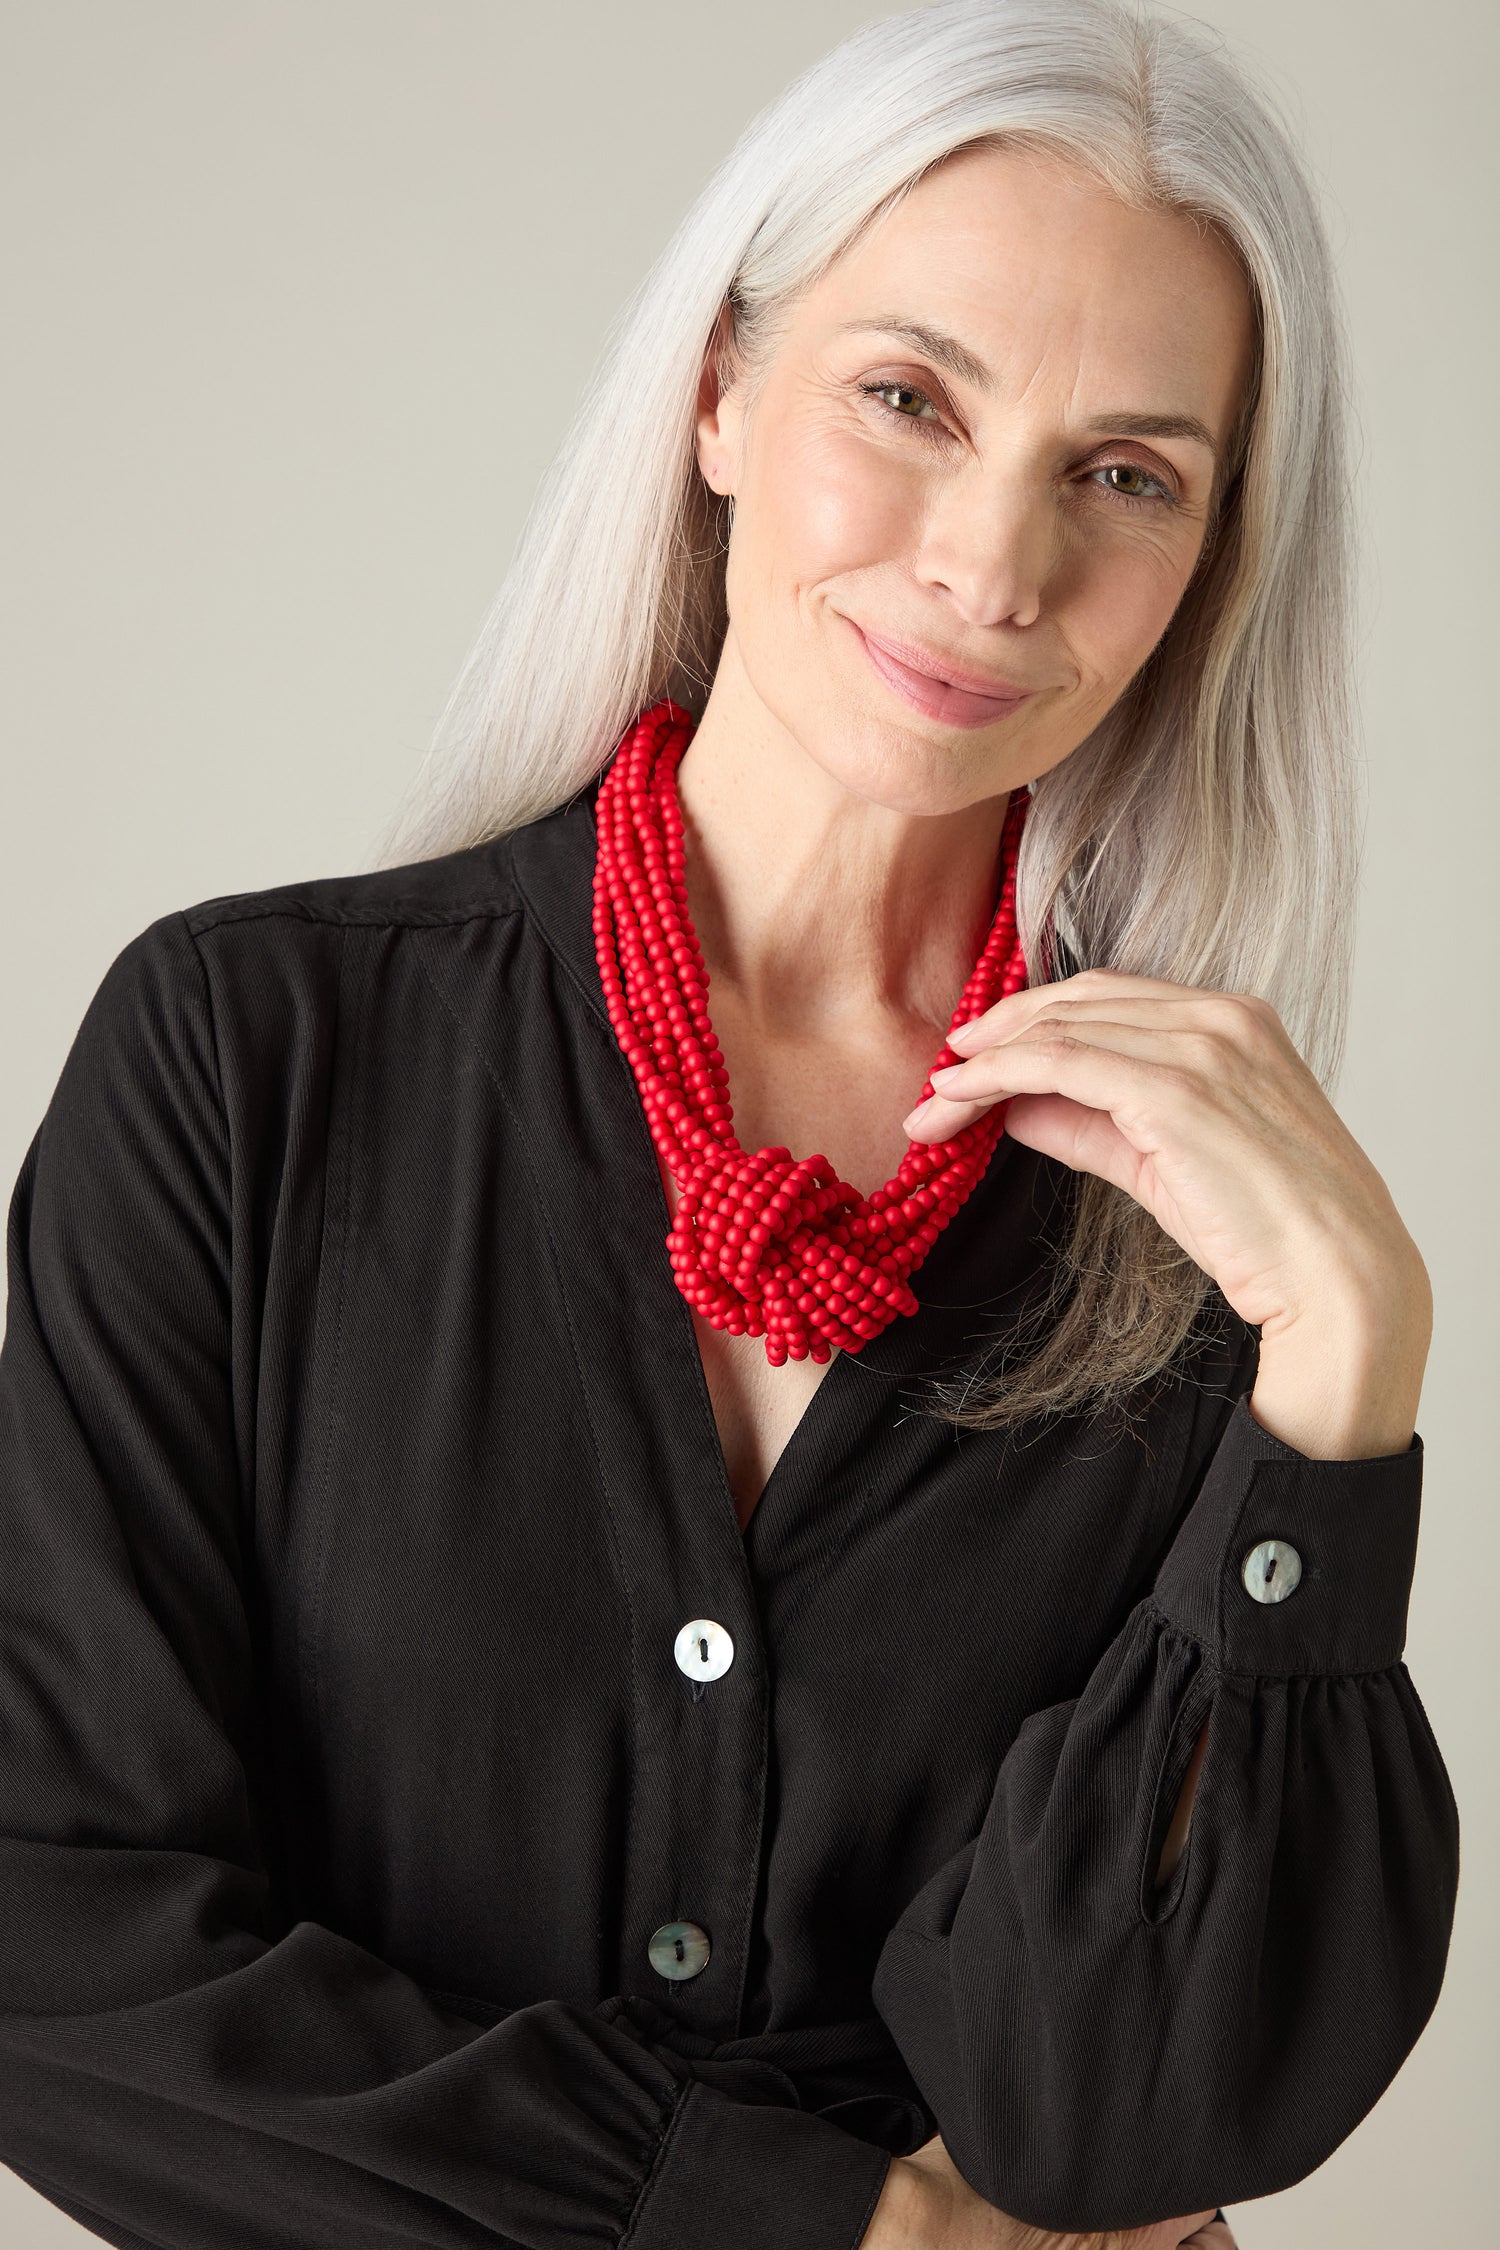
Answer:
[
  {"left": 814, "top": 707, "right": 1012, "bottom": 818},
  {"left": 850, "top": 693, "right": 1025, "bottom": 801}
]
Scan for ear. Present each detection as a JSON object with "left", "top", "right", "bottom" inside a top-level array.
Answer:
[{"left": 694, "top": 300, "right": 741, "bottom": 498}]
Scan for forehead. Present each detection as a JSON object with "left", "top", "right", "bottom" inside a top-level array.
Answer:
[{"left": 800, "top": 142, "right": 1253, "bottom": 423}]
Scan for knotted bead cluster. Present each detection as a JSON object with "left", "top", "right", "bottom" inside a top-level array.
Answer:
[{"left": 591, "top": 699, "right": 1031, "bottom": 1366}]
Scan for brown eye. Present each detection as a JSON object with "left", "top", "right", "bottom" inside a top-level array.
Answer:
[
  {"left": 1090, "top": 460, "right": 1177, "bottom": 508},
  {"left": 859, "top": 380, "right": 946, "bottom": 433}
]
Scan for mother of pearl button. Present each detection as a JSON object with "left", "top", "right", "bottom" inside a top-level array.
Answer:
[{"left": 1241, "top": 1537, "right": 1303, "bottom": 1603}]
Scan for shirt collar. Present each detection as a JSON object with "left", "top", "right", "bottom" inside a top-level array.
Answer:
[{"left": 506, "top": 772, "right": 1067, "bottom": 1385}]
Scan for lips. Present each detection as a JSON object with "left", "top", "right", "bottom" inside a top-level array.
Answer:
[{"left": 846, "top": 617, "right": 1036, "bottom": 730}]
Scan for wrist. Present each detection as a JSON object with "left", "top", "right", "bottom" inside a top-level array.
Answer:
[{"left": 1252, "top": 1262, "right": 1431, "bottom": 1460}]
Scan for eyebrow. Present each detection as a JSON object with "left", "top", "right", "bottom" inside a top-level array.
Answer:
[{"left": 834, "top": 315, "right": 1221, "bottom": 459}]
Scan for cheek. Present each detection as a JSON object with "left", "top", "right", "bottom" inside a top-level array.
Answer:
[
  {"left": 1068, "top": 536, "right": 1200, "bottom": 693},
  {"left": 753, "top": 420, "right": 916, "bottom": 581}
]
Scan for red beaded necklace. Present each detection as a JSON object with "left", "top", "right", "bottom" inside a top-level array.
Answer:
[{"left": 591, "top": 698, "right": 1031, "bottom": 1366}]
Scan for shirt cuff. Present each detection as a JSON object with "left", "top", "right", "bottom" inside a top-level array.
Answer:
[
  {"left": 624, "top": 2076, "right": 893, "bottom": 2250},
  {"left": 1150, "top": 1390, "right": 1424, "bottom": 1675}
]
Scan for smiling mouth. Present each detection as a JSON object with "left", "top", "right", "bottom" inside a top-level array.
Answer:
[
  {"left": 857, "top": 627, "right": 1033, "bottom": 698},
  {"left": 842, "top": 616, "right": 1038, "bottom": 729}
]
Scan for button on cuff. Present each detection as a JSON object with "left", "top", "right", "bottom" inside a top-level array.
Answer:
[
  {"left": 1241, "top": 1536, "right": 1302, "bottom": 1604},
  {"left": 1151, "top": 1391, "right": 1424, "bottom": 1675}
]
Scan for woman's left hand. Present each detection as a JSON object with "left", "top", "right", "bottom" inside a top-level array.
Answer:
[{"left": 903, "top": 969, "right": 1431, "bottom": 1460}]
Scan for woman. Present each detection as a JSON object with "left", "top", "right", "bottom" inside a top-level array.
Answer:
[{"left": 0, "top": 2, "right": 1459, "bottom": 2247}]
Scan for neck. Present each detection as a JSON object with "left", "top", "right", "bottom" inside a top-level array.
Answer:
[{"left": 673, "top": 638, "right": 1012, "bottom": 1045}]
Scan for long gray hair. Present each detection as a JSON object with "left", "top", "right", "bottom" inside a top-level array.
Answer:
[{"left": 369, "top": 0, "right": 1361, "bottom": 1436}]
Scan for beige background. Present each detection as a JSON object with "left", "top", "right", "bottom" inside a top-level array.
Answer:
[{"left": 1, "top": 2, "right": 1493, "bottom": 2241}]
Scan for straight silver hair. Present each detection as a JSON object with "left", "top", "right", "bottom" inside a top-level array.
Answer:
[{"left": 368, "top": 0, "right": 1362, "bottom": 1438}]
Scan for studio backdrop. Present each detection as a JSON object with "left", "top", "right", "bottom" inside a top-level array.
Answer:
[{"left": 0, "top": 5, "right": 1492, "bottom": 2247}]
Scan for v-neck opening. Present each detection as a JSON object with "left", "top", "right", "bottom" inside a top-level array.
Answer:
[
  {"left": 639, "top": 1107, "right": 863, "bottom": 1560},
  {"left": 736, "top": 1346, "right": 855, "bottom": 1568}
]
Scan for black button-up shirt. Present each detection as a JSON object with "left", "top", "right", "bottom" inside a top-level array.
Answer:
[{"left": 0, "top": 774, "right": 1460, "bottom": 2248}]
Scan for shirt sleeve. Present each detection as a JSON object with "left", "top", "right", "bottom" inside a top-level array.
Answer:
[
  {"left": 870, "top": 1317, "right": 1461, "bottom": 2235},
  {"left": 0, "top": 913, "right": 893, "bottom": 2250}
]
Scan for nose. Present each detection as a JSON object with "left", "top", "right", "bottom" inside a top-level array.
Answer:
[{"left": 913, "top": 464, "right": 1052, "bottom": 630}]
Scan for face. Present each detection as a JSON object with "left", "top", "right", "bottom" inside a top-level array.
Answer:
[{"left": 695, "top": 140, "right": 1256, "bottom": 815}]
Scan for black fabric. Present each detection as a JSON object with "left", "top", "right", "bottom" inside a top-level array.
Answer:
[{"left": 0, "top": 773, "right": 1459, "bottom": 2248}]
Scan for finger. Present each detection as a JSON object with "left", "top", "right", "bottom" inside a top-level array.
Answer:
[
  {"left": 952, "top": 992, "right": 1268, "bottom": 1054},
  {"left": 947, "top": 969, "right": 1236, "bottom": 1053},
  {"left": 987, "top": 1089, "right": 1146, "bottom": 1199},
  {"left": 931, "top": 1013, "right": 1208, "bottom": 1102},
  {"left": 906, "top": 1023, "right": 1194, "bottom": 1144},
  {"left": 1171, "top": 2210, "right": 1227, "bottom": 2240},
  {"left": 905, "top": 1083, "right": 1148, "bottom": 1205}
]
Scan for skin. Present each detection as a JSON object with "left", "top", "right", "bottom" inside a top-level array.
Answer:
[{"left": 679, "top": 138, "right": 1430, "bottom": 2250}]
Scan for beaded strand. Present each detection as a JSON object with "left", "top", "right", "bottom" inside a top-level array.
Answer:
[{"left": 591, "top": 698, "right": 1031, "bottom": 1366}]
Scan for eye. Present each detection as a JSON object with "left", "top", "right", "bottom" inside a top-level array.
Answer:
[
  {"left": 857, "top": 382, "right": 1183, "bottom": 510},
  {"left": 1088, "top": 459, "right": 1179, "bottom": 510},
  {"left": 858, "top": 379, "right": 949, "bottom": 439}
]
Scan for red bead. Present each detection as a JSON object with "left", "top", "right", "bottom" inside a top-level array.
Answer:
[{"left": 592, "top": 699, "right": 1030, "bottom": 1367}]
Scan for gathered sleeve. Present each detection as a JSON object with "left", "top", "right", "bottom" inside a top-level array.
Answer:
[
  {"left": 0, "top": 914, "right": 892, "bottom": 2250},
  {"left": 870, "top": 1342, "right": 1461, "bottom": 2234}
]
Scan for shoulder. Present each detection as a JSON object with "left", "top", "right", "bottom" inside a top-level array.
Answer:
[
  {"left": 60, "top": 816, "right": 551, "bottom": 1120},
  {"left": 162, "top": 823, "right": 540, "bottom": 1049},
  {"left": 178, "top": 829, "right": 522, "bottom": 941}
]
